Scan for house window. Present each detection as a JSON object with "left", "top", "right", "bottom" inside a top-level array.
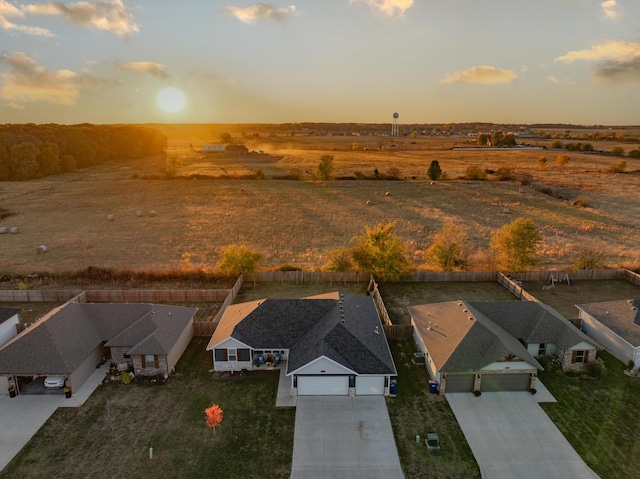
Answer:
[
  {"left": 214, "top": 349, "right": 227, "bottom": 361},
  {"left": 141, "top": 355, "right": 159, "bottom": 368},
  {"left": 237, "top": 349, "right": 251, "bottom": 362},
  {"left": 538, "top": 343, "right": 547, "bottom": 356},
  {"left": 123, "top": 348, "right": 131, "bottom": 359},
  {"left": 228, "top": 348, "right": 237, "bottom": 362},
  {"left": 573, "top": 350, "right": 586, "bottom": 363}
]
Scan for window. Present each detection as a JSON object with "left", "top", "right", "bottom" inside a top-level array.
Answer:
[
  {"left": 573, "top": 350, "right": 586, "bottom": 363},
  {"left": 141, "top": 354, "right": 158, "bottom": 368},
  {"left": 214, "top": 349, "right": 228, "bottom": 361},
  {"left": 238, "top": 349, "right": 251, "bottom": 362},
  {"left": 538, "top": 343, "right": 547, "bottom": 356},
  {"left": 228, "top": 348, "right": 237, "bottom": 362},
  {"left": 123, "top": 348, "right": 131, "bottom": 359}
]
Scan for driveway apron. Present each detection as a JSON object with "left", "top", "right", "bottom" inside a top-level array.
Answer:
[
  {"left": 290, "top": 396, "right": 404, "bottom": 479},
  {"left": 447, "top": 390, "right": 600, "bottom": 479}
]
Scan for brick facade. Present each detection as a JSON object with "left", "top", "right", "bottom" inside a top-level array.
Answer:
[
  {"left": 562, "top": 348, "right": 595, "bottom": 372},
  {"left": 133, "top": 355, "right": 169, "bottom": 377}
]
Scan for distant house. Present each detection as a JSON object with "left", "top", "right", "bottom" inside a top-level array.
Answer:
[
  {"left": 202, "top": 144, "right": 248, "bottom": 155},
  {"left": 206, "top": 292, "right": 397, "bottom": 396},
  {"left": 0, "top": 308, "right": 20, "bottom": 394},
  {"left": 410, "top": 301, "right": 597, "bottom": 394},
  {"left": 577, "top": 300, "right": 640, "bottom": 366},
  {"left": 0, "top": 303, "right": 196, "bottom": 395},
  {"left": 202, "top": 144, "right": 226, "bottom": 152}
]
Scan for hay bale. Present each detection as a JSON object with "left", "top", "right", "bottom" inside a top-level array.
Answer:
[
  {"left": 36, "top": 245, "right": 48, "bottom": 254},
  {"left": 9, "top": 227, "right": 18, "bottom": 234},
  {"left": 385, "top": 191, "right": 391, "bottom": 196},
  {"left": 149, "top": 211, "right": 156, "bottom": 217},
  {"left": 0, "top": 227, "right": 7, "bottom": 234},
  {"left": 136, "top": 210, "right": 143, "bottom": 217},
  {"left": 365, "top": 200, "right": 372, "bottom": 206},
  {"left": 503, "top": 207, "right": 510, "bottom": 214},
  {"left": 107, "top": 214, "right": 115, "bottom": 221}
]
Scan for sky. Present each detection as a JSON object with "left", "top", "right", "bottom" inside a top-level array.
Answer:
[{"left": 1, "top": 0, "right": 639, "bottom": 125}]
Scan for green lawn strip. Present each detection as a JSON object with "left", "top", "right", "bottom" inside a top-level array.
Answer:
[
  {"left": 539, "top": 350, "right": 640, "bottom": 479},
  {"left": 386, "top": 339, "right": 480, "bottom": 479},
  {"left": 0, "top": 338, "right": 295, "bottom": 479}
]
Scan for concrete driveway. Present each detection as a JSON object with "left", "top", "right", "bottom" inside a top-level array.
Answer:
[
  {"left": 290, "top": 396, "right": 404, "bottom": 479},
  {"left": 447, "top": 390, "right": 600, "bottom": 479}
]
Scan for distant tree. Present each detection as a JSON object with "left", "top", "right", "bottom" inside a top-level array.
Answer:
[
  {"left": 38, "top": 142, "right": 61, "bottom": 176},
  {"left": 165, "top": 154, "right": 183, "bottom": 178},
  {"left": 556, "top": 154, "right": 570, "bottom": 171},
  {"left": 503, "top": 134, "right": 517, "bottom": 147},
  {"left": 464, "top": 166, "right": 486, "bottom": 180},
  {"left": 610, "top": 146, "right": 625, "bottom": 157},
  {"left": 315, "top": 155, "right": 334, "bottom": 180},
  {"left": 628, "top": 149, "right": 640, "bottom": 159},
  {"left": 425, "top": 221, "right": 469, "bottom": 271},
  {"left": 490, "top": 217, "right": 542, "bottom": 272},
  {"left": 321, "top": 248, "right": 354, "bottom": 272},
  {"left": 217, "top": 244, "right": 262, "bottom": 276},
  {"left": 537, "top": 156, "right": 548, "bottom": 171},
  {"left": 494, "top": 166, "right": 515, "bottom": 181},
  {"left": 491, "top": 131, "right": 504, "bottom": 147},
  {"left": 60, "top": 154, "right": 77, "bottom": 172},
  {"left": 477, "top": 134, "right": 488, "bottom": 146},
  {"left": 205, "top": 404, "right": 223, "bottom": 437},
  {"left": 427, "top": 160, "right": 442, "bottom": 180},
  {"left": 350, "top": 222, "right": 413, "bottom": 281},
  {"left": 351, "top": 142, "right": 359, "bottom": 150},
  {"left": 10, "top": 142, "right": 40, "bottom": 180},
  {"left": 219, "top": 132, "right": 232, "bottom": 144},
  {"left": 550, "top": 140, "right": 564, "bottom": 149},
  {"left": 607, "top": 160, "right": 626, "bottom": 173},
  {"left": 411, "top": 131, "right": 418, "bottom": 138},
  {"left": 574, "top": 248, "right": 607, "bottom": 270}
]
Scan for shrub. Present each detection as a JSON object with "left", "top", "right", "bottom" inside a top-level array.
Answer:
[
  {"left": 546, "top": 354, "right": 563, "bottom": 372},
  {"left": 556, "top": 154, "right": 570, "bottom": 170},
  {"left": 464, "top": 166, "right": 486, "bottom": 180},
  {"left": 628, "top": 149, "right": 640, "bottom": 159},
  {"left": 385, "top": 167, "right": 401, "bottom": 179},
  {"left": 574, "top": 248, "right": 606, "bottom": 269},
  {"left": 610, "top": 146, "right": 625, "bottom": 157},
  {"left": 494, "top": 166, "right": 515, "bottom": 181},
  {"left": 516, "top": 172, "right": 533, "bottom": 186},
  {"left": 537, "top": 156, "right": 548, "bottom": 171},
  {"left": 551, "top": 140, "right": 564, "bottom": 149},
  {"left": 573, "top": 195, "right": 589, "bottom": 208},
  {"left": 120, "top": 372, "right": 132, "bottom": 384},
  {"left": 254, "top": 168, "right": 265, "bottom": 179},
  {"left": 277, "top": 263, "right": 302, "bottom": 271},
  {"left": 608, "top": 160, "right": 626, "bottom": 173},
  {"left": 627, "top": 359, "right": 635, "bottom": 372},
  {"left": 586, "top": 358, "right": 606, "bottom": 378},
  {"left": 427, "top": 160, "right": 442, "bottom": 180},
  {"left": 315, "top": 155, "right": 334, "bottom": 180},
  {"left": 580, "top": 373, "right": 589, "bottom": 380}
]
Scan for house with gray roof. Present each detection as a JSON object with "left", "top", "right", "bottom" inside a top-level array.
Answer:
[
  {"left": 0, "top": 303, "right": 196, "bottom": 396},
  {"left": 206, "top": 292, "right": 397, "bottom": 396},
  {"left": 577, "top": 299, "right": 640, "bottom": 366},
  {"left": 0, "top": 308, "right": 20, "bottom": 394},
  {"left": 410, "top": 301, "right": 597, "bottom": 394}
]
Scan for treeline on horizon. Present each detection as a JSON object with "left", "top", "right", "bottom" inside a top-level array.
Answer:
[{"left": 0, "top": 124, "right": 167, "bottom": 181}]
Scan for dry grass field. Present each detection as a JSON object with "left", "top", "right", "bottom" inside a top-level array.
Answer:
[{"left": 1, "top": 128, "right": 639, "bottom": 275}]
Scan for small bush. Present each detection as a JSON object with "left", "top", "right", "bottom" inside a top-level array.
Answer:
[
  {"left": 276, "top": 263, "right": 302, "bottom": 271},
  {"left": 516, "top": 172, "right": 533, "bottom": 186},
  {"left": 586, "top": 357, "right": 606, "bottom": 378},
  {"left": 464, "top": 166, "right": 486, "bottom": 180},
  {"left": 537, "top": 157, "right": 548, "bottom": 171},
  {"left": 574, "top": 248, "right": 606, "bottom": 269},
  {"left": 494, "top": 166, "right": 515, "bottom": 181},
  {"left": 608, "top": 160, "right": 627, "bottom": 173},
  {"left": 627, "top": 359, "right": 635, "bottom": 372},
  {"left": 551, "top": 140, "right": 564, "bottom": 149},
  {"left": 580, "top": 373, "right": 589, "bottom": 380},
  {"left": 254, "top": 168, "right": 265, "bottom": 179},
  {"left": 555, "top": 369, "right": 565, "bottom": 377},
  {"left": 610, "top": 146, "right": 625, "bottom": 157},
  {"left": 120, "top": 372, "right": 132, "bottom": 384},
  {"left": 546, "top": 354, "right": 563, "bottom": 372},
  {"left": 628, "top": 149, "right": 640, "bottom": 159},
  {"left": 385, "top": 167, "right": 401, "bottom": 179},
  {"left": 573, "top": 195, "right": 589, "bottom": 208}
]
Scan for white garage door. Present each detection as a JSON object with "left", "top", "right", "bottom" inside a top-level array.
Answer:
[
  {"left": 355, "top": 376, "right": 384, "bottom": 395},
  {"left": 297, "top": 375, "right": 349, "bottom": 396}
]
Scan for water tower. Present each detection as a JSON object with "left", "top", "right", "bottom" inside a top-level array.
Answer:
[{"left": 391, "top": 112, "right": 399, "bottom": 137}]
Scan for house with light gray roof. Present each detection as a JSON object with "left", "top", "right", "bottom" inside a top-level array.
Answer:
[
  {"left": 410, "top": 301, "right": 597, "bottom": 394},
  {"left": 0, "top": 303, "right": 196, "bottom": 396},
  {"left": 206, "top": 292, "right": 397, "bottom": 396}
]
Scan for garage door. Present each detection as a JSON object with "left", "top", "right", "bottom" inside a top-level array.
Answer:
[
  {"left": 297, "top": 376, "right": 349, "bottom": 396},
  {"left": 445, "top": 374, "right": 474, "bottom": 393},
  {"left": 355, "top": 376, "right": 384, "bottom": 395},
  {"left": 481, "top": 373, "right": 531, "bottom": 392}
]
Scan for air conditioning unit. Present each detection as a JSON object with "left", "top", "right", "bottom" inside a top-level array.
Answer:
[{"left": 412, "top": 352, "right": 425, "bottom": 365}]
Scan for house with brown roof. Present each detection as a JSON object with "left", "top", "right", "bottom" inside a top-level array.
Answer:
[
  {"left": 0, "top": 303, "right": 196, "bottom": 396},
  {"left": 577, "top": 299, "right": 640, "bottom": 366},
  {"left": 410, "top": 301, "right": 597, "bottom": 394},
  {"left": 207, "top": 292, "right": 397, "bottom": 396}
]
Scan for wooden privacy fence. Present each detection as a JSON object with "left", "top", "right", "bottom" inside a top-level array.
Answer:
[
  {"left": 383, "top": 324, "right": 413, "bottom": 340},
  {"left": 503, "top": 269, "right": 628, "bottom": 282},
  {"left": 211, "top": 274, "right": 244, "bottom": 325},
  {"left": 243, "top": 270, "right": 365, "bottom": 284},
  {"left": 497, "top": 273, "right": 541, "bottom": 302},
  {"left": 84, "top": 289, "right": 230, "bottom": 303},
  {"left": 368, "top": 275, "right": 392, "bottom": 326},
  {"left": 193, "top": 322, "right": 217, "bottom": 337},
  {"left": 0, "top": 290, "right": 83, "bottom": 302},
  {"left": 412, "top": 271, "right": 497, "bottom": 282}
]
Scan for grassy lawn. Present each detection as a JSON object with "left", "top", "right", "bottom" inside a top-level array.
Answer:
[
  {"left": 379, "top": 281, "right": 519, "bottom": 324},
  {"left": 0, "top": 338, "right": 295, "bottom": 479},
  {"left": 386, "top": 339, "right": 480, "bottom": 479},
  {"left": 539, "top": 350, "right": 640, "bottom": 479}
]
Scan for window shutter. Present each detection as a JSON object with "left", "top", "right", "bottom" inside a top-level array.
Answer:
[
  {"left": 571, "top": 350, "right": 577, "bottom": 363},
  {"left": 141, "top": 355, "right": 146, "bottom": 368},
  {"left": 154, "top": 355, "right": 159, "bottom": 368}
]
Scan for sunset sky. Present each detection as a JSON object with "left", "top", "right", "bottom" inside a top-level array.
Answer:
[{"left": 1, "top": 0, "right": 639, "bottom": 125}]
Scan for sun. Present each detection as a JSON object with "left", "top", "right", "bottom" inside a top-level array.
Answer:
[{"left": 156, "top": 87, "right": 187, "bottom": 114}]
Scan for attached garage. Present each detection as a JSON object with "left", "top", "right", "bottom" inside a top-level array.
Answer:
[
  {"left": 445, "top": 374, "right": 474, "bottom": 393},
  {"left": 355, "top": 376, "right": 385, "bottom": 395},
  {"left": 297, "top": 375, "right": 349, "bottom": 396},
  {"left": 481, "top": 373, "right": 531, "bottom": 392}
]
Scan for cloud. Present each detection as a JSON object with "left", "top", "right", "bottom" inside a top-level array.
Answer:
[
  {"left": 546, "top": 75, "right": 575, "bottom": 85},
  {"left": 601, "top": 0, "right": 619, "bottom": 20},
  {"left": 23, "top": 0, "right": 138, "bottom": 38},
  {"left": 0, "top": 0, "right": 54, "bottom": 36},
  {"left": 440, "top": 65, "right": 518, "bottom": 85},
  {"left": 115, "top": 61, "right": 170, "bottom": 78},
  {"left": 555, "top": 41, "right": 640, "bottom": 82},
  {"left": 0, "top": 52, "right": 101, "bottom": 108},
  {"left": 350, "top": 0, "right": 413, "bottom": 16},
  {"left": 224, "top": 3, "right": 296, "bottom": 24}
]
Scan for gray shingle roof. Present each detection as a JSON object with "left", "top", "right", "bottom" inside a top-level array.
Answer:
[
  {"left": 212, "top": 293, "right": 396, "bottom": 376},
  {"left": 0, "top": 308, "right": 20, "bottom": 325},
  {"left": 576, "top": 299, "right": 640, "bottom": 346},
  {"left": 0, "top": 303, "right": 196, "bottom": 375}
]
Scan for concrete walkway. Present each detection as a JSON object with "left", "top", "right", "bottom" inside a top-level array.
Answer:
[
  {"left": 290, "top": 396, "right": 404, "bottom": 479},
  {"left": 0, "top": 364, "right": 108, "bottom": 472},
  {"left": 447, "top": 383, "right": 600, "bottom": 479}
]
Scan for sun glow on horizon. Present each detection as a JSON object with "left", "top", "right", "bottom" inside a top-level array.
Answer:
[{"left": 156, "top": 87, "right": 187, "bottom": 114}]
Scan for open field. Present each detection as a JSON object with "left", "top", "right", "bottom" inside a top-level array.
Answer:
[
  {"left": 0, "top": 338, "right": 296, "bottom": 479},
  {"left": 539, "top": 350, "right": 640, "bottom": 479},
  {"left": 1, "top": 133, "right": 639, "bottom": 274}
]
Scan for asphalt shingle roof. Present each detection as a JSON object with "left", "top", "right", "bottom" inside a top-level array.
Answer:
[
  {"left": 209, "top": 292, "right": 396, "bottom": 376},
  {"left": 0, "top": 308, "right": 20, "bottom": 325},
  {"left": 576, "top": 299, "right": 640, "bottom": 346}
]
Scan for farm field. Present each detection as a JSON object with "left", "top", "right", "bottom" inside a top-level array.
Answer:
[{"left": 0, "top": 131, "right": 639, "bottom": 275}]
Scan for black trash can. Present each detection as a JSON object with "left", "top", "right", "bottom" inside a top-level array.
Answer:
[{"left": 429, "top": 380, "right": 438, "bottom": 394}]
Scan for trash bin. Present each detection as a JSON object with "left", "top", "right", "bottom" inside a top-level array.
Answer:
[
  {"left": 389, "top": 379, "right": 397, "bottom": 397},
  {"left": 429, "top": 380, "right": 438, "bottom": 394}
]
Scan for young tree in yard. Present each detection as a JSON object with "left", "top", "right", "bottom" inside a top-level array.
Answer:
[
  {"left": 350, "top": 222, "right": 413, "bottom": 281},
  {"left": 427, "top": 160, "right": 442, "bottom": 180},
  {"left": 490, "top": 218, "right": 542, "bottom": 272},
  {"left": 425, "top": 221, "right": 469, "bottom": 271},
  {"left": 315, "top": 155, "right": 334, "bottom": 180},
  {"left": 321, "top": 248, "right": 354, "bottom": 272},
  {"left": 205, "top": 404, "right": 223, "bottom": 437},
  {"left": 217, "top": 244, "right": 262, "bottom": 275},
  {"left": 574, "top": 248, "right": 607, "bottom": 270}
]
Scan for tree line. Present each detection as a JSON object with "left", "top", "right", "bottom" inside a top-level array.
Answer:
[{"left": 0, "top": 124, "right": 167, "bottom": 180}]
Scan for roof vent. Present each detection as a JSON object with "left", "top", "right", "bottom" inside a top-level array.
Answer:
[
  {"left": 168, "top": 312, "right": 171, "bottom": 316},
  {"left": 458, "top": 302, "right": 462, "bottom": 306},
  {"left": 374, "top": 327, "right": 380, "bottom": 335},
  {"left": 463, "top": 309, "right": 468, "bottom": 313},
  {"left": 468, "top": 316, "right": 473, "bottom": 320}
]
